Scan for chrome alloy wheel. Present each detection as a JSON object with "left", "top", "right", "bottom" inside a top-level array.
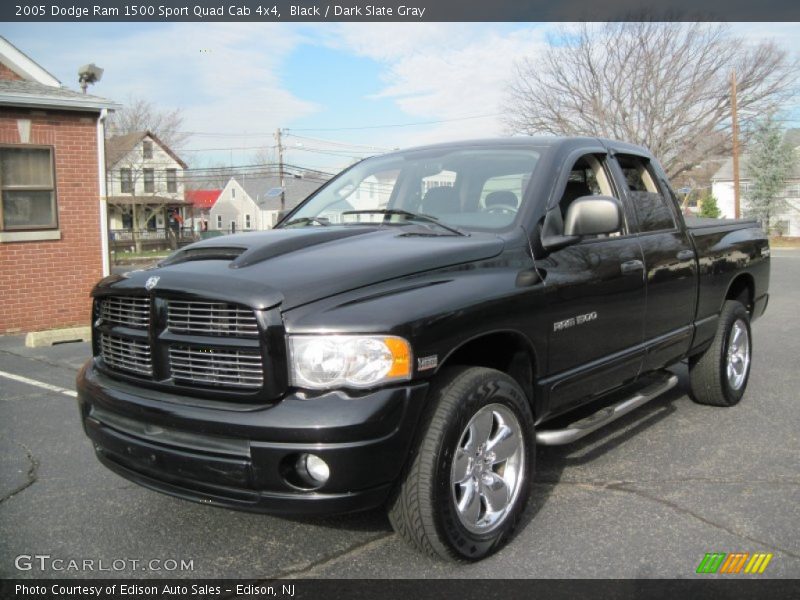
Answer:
[
  {"left": 450, "top": 403, "right": 525, "bottom": 534},
  {"left": 726, "top": 318, "right": 751, "bottom": 391}
]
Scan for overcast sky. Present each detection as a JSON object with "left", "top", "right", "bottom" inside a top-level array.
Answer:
[{"left": 5, "top": 22, "right": 800, "bottom": 174}]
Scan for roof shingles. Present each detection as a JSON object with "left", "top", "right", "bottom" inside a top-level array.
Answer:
[
  {"left": 235, "top": 174, "right": 325, "bottom": 212},
  {"left": 0, "top": 79, "right": 117, "bottom": 111}
]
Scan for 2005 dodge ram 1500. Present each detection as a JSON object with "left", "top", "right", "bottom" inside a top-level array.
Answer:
[{"left": 78, "top": 137, "right": 770, "bottom": 560}]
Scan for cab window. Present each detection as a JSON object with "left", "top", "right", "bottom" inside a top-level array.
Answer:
[{"left": 616, "top": 154, "right": 676, "bottom": 233}]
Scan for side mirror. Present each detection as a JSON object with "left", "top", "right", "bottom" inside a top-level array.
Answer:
[
  {"left": 564, "top": 196, "right": 622, "bottom": 236},
  {"left": 539, "top": 196, "right": 622, "bottom": 252}
]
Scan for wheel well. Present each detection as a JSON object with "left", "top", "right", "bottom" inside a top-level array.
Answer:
[
  {"left": 726, "top": 274, "right": 755, "bottom": 314},
  {"left": 439, "top": 332, "right": 536, "bottom": 406}
]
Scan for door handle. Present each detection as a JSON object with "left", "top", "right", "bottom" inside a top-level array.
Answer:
[
  {"left": 676, "top": 249, "right": 696, "bottom": 261},
  {"left": 620, "top": 259, "right": 644, "bottom": 274}
]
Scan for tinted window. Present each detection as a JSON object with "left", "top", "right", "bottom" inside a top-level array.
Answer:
[{"left": 616, "top": 155, "right": 675, "bottom": 232}]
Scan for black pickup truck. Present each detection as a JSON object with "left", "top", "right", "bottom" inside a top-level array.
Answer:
[{"left": 78, "top": 137, "right": 770, "bottom": 560}]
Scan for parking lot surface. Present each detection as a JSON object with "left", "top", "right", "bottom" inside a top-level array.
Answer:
[{"left": 1, "top": 251, "right": 799, "bottom": 579}]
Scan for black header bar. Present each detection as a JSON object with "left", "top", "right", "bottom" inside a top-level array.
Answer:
[{"left": 2, "top": 0, "right": 799, "bottom": 22}]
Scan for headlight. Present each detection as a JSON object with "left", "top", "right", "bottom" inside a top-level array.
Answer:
[{"left": 288, "top": 335, "right": 412, "bottom": 389}]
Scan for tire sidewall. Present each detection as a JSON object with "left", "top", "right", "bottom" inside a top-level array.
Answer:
[
  {"left": 719, "top": 303, "right": 752, "bottom": 405},
  {"left": 431, "top": 372, "right": 535, "bottom": 560}
]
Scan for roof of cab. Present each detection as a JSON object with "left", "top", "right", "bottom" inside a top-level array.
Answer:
[{"left": 378, "top": 136, "right": 652, "bottom": 159}]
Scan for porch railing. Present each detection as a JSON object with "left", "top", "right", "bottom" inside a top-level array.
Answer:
[{"left": 110, "top": 227, "right": 196, "bottom": 242}]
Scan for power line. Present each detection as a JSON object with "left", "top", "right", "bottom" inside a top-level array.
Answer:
[
  {"left": 180, "top": 144, "right": 277, "bottom": 152},
  {"left": 283, "top": 132, "right": 393, "bottom": 151}
]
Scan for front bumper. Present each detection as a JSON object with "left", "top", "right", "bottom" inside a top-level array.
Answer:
[{"left": 77, "top": 361, "right": 429, "bottom": 515}]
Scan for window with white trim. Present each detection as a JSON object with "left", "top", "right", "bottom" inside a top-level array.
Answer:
[
  {"left": 143, "top": 169, "right": 154, "bottom": 193},
  {"left": 166, "top": 169, "right": 177, "bottom": 193},
  {"left": 120, "top": 168, "right": 133, "bottom": 193},
  {"left": 0, "top": 146, "right": 57, "bottom": 231},
  {"left": 216, "top": 214, "right": 222, "bottom": 228}
]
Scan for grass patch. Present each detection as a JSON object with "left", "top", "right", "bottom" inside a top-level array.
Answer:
[{"left": 769, "top": 236, "right": 800, "bottom": 248}]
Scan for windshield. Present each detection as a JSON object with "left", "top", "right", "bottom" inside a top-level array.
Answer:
[{"left": 279, "top": 147, "right": 541, "bottom": 232}]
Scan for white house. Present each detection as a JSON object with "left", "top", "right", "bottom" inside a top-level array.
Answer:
[
  {"left": 210, "top": 173, "right": 325, "bottom": 233},
  {"left": 711, "top": 131, "right": 800, "bottom": 236},
  {"left": 105, "top": 130, "right": 189, "bottom": 244}
]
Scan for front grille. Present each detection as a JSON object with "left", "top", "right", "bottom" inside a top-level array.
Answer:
[
  {"left": 169, "top": 345, "right": 264, "bottom": 389},
  {"left": 100, "top": 333, "right": 153, "bottom": 376},
  {"left": 167, "top": 300, "right": 258, "bottom": 337},
  {"left": 99, "top": 296, "right": 150, "bottom": 329}
]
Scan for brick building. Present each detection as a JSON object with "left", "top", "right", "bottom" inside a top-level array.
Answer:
[{"left": 0, "top": 37, "right": 118, "bottom": 336}]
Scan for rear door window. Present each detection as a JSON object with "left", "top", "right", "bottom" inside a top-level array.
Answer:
[{"left": 616, "top": 154, "right": 676, "bottom": 232}]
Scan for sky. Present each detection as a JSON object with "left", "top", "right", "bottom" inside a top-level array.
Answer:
[{"left": 4, "top": 21, "right": 800, "bottom": 178}]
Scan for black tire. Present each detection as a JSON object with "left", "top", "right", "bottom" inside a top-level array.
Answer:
[
  {"left": 388, "top": 366, "right": 535, "bottom": 561},
  {"left": 689, "top": 300, "right": 752, "bottom": 407}
]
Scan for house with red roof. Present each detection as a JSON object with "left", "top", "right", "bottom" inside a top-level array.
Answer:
[{"left": 185, "top": 188, "right": 221, "bottom": 232}]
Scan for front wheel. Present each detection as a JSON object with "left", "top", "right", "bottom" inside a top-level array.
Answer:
[
  {"left": 388, "top": 366, "right": 535, "bottom": 561},
  {"left": 689, "top": 300, "right": 752, "bottom": 407}
]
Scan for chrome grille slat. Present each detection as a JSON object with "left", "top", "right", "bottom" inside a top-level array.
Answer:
[
  {"left": 96, "top": 296, "right": 265, "bottom": 392},
  {"left": 99, "top": 296, "right": 150, "bottom": 329},
  {"left": 169, "top": 345, "right": 264, "bottom": 389},
  {"left": 100, "top": 333, "right": 152, "bottom": 376},
  {"left": 167, "top": 300, "right": 258, "bottom": 337}
]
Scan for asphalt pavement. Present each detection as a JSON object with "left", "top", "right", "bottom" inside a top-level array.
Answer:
[{"left": 1, "top": 251, "right": 798, "bottom": 579}]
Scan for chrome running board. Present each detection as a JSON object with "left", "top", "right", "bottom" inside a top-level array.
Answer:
[{"left": 535, "top": 373, "right": 679, "bottom": 446}]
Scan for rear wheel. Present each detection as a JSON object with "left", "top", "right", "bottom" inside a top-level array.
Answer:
[
  {"left": 388, "top": 366, "right": 534, "bottom": 561},
  {"left": 689, "top": 300, "right": 752, "bottom": 407}
]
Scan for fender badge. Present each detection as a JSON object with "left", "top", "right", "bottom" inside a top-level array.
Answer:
[
  {"left": 418, "top": 355, "right": 438, "bottom": 371},
  {"left": 145, "top": 276, "right": 160, "bottom": 291}
]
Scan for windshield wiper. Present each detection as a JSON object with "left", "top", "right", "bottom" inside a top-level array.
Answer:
[
  {"left": 282, "top": 216, "right": 330, "bottom": 228},
  {"left": 341, "top": 209, "right": 467, "bottom": 236}
]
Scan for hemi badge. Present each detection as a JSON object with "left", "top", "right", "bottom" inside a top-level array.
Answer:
[{"left": 418, "top": 355, "right": 438, "bottom": 371}]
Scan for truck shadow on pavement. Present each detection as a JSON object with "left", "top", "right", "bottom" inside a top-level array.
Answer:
[
  {"left": 515, "top": 366, "right": 688, "bottom": 538},
  {"left": 278, "top": 368, "right": 689, "bottom": 538}
]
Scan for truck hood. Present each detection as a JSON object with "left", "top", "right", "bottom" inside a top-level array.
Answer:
[{"left": 95, "top": 226, "right": 505, "bottom": 310}]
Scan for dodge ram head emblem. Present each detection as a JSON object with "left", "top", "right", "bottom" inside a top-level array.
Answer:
[{"left": 145, "top": 276, "right": 160, "bottom": 291}]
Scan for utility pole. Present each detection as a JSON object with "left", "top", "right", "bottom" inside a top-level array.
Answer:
[
  {"left": 731, "top": 69, "right": 741, "bottom": 219},
  {"left": 275, "top": 128, "right": 285, "bottom": 211}
]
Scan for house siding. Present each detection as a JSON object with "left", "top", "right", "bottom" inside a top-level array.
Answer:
[
  {"left": 209, "top": 180, "right": 261, "bottom": 232},
  {"left": 107, "top": 134, "right": 186, "bottom": 230},
  {"left": 0, "top": 109, "right": 103, "bottom": 333},
  {"left": 712, "top": 178, "right": 800, "bottom": 236}
]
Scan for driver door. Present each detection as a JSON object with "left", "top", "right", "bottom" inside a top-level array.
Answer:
[{"left": 536, "top": 152, "right": 646, "bottom": 414}]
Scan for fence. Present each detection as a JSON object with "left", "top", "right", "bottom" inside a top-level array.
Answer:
[{"left": 109, "top": 227, "right": 197, "bottom": 252}]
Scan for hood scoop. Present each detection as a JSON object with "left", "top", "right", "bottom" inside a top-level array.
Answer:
[
  {"left": 230, "top": 227, "right": 375, "bottom": 268},
  {"left": 160, "top": 246, "right": 246, "bottom": 266}
]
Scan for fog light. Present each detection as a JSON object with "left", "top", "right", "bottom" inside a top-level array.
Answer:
[{"left": 297, "top": 453, "right": 330, "bottom": 485}]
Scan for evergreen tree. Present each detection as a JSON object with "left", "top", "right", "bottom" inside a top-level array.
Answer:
[
  {"left": 745, "top": 117, "right": 796, "bottom": 232},
  {"left": 699, "top": 194, "right": 721, "bottom": 218}
]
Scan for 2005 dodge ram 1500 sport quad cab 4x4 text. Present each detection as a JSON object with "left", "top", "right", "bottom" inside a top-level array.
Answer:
[{"left": 78, "top": 137, "right": 769, "bottom": 560}]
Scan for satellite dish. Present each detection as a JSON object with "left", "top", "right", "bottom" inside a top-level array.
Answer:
[{"left": 265, "top": 187, "right": 284, "bottom": 198}]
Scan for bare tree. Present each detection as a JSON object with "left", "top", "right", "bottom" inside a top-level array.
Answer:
[
  {"left": 251, "top": 145, "right": 276, "bottom": 167},
  {"left": 183, "top": 161, "right": 238, "bottom": 190},
  {"left": 108, "top": 95, "right": 190, "bottom": 149},
  {"left": 505, "top": 22, "right": 797, "bottom": 178}
]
